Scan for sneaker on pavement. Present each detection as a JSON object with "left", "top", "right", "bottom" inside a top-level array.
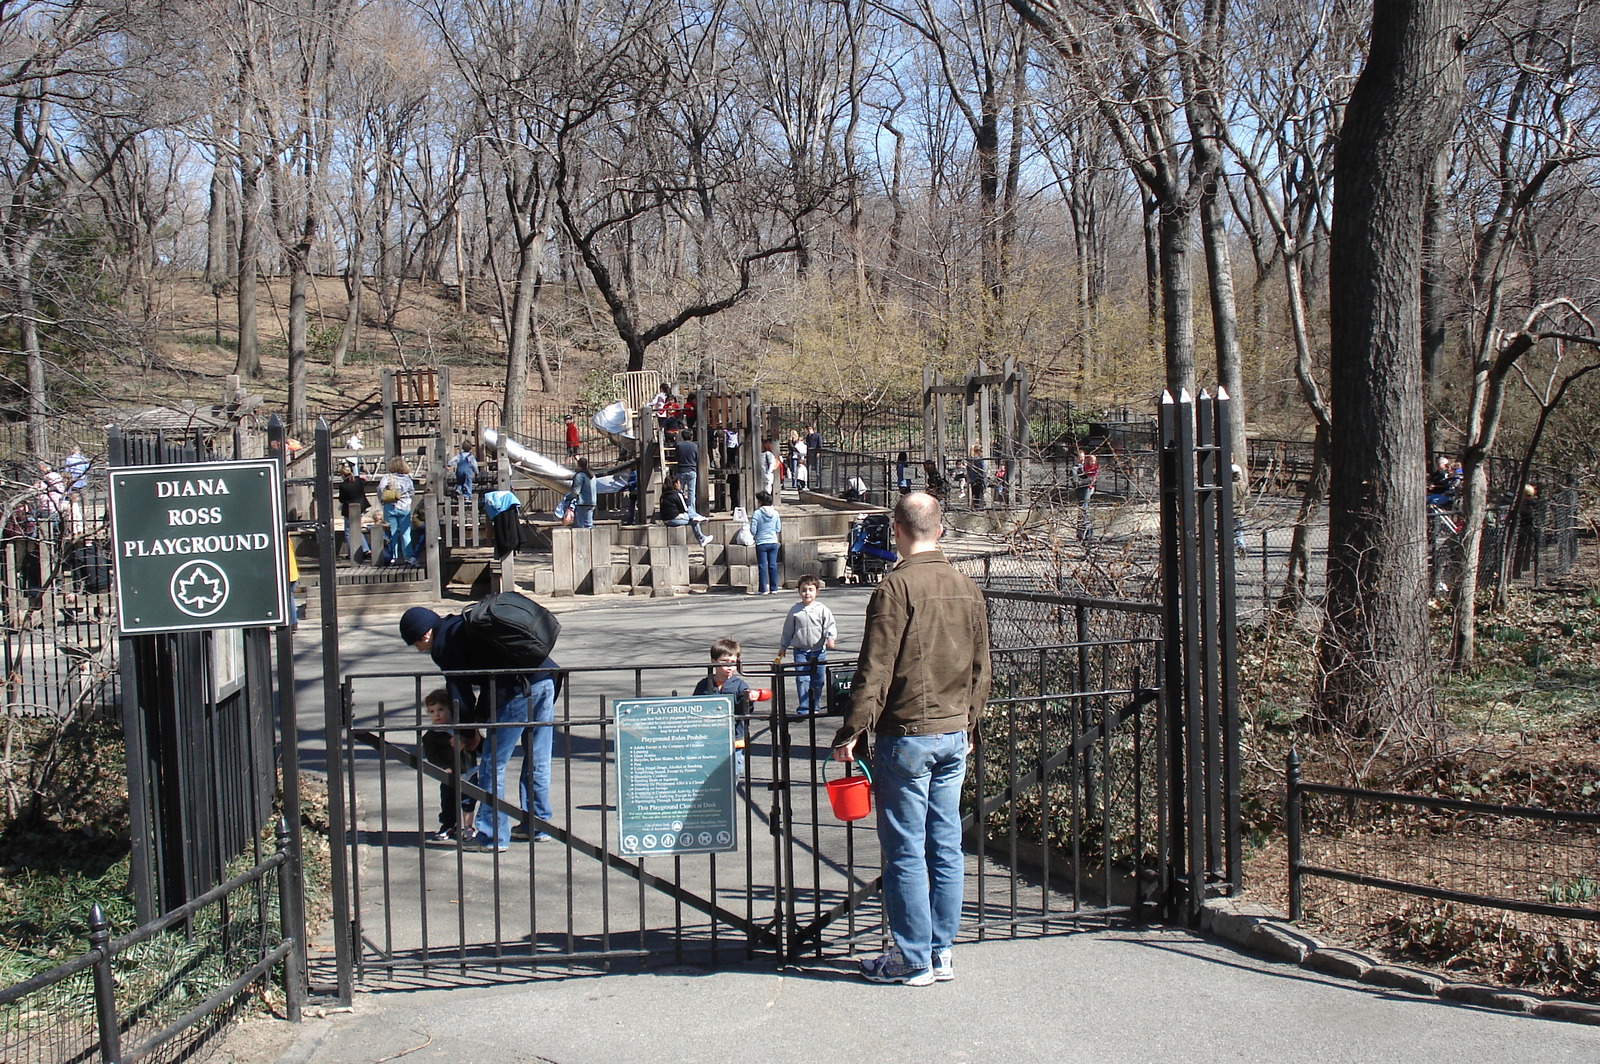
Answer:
[
  {"left": 860, "top": 948, "right": 934, "bottom": 986},
  {"left": 510, "top": 825, "right": 530, "bottom": 842},
  {"left": 932, "top": 948, "right": 953, "bottom": 982},
  {"left": 428, "top": 828, "right": 458, "bottom": 844},
  {"left": 472, "top": 834, "right": 509, "bottom": 853}
]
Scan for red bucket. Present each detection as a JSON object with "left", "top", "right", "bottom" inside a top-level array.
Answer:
[{"left": 825, "top": 760, "right": 873, "bottom": 822}]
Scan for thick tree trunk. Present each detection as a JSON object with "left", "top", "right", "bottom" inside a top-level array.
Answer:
[
  {"left": 1158, "top": 198, "right": 1196, "bottom": 396},
  {"left": 205, "top": 162, "right": 232, "bottom": 294},
  {"left": 1319, "top": 0, "right": 1464, "bottom": 737}
]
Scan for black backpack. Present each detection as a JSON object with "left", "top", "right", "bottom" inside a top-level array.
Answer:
[{"left": 460, "top": 591, "right": 560, "bottom": 669}]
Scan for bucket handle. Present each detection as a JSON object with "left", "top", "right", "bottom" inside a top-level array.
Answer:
[{"left": 824, "top": 753, "right": 872, "bottom": 785}]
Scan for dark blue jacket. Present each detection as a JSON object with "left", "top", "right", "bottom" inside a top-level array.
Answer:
[{"left": 428, "top": 613, "right": 559, "bottom": 723}]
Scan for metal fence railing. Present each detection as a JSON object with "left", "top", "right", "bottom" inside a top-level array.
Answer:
[
  {"left": 0, "top": 823, "right": 304, "bottom": 1064},
  {"left": 1286, "top": 752, "right": 1600, "bottom": 999}
]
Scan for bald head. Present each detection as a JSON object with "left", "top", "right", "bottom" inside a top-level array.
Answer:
[{"left": 892, "top": 491, "right": 943, "bottom": 554}]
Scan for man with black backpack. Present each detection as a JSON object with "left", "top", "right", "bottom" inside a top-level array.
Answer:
[{"left": 400, "top": 594, "right": 561, "bottom": 852}]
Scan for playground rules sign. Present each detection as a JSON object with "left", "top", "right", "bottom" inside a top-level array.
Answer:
[
  {"left": 614, "top": 696, "right": 737, "bottom": 858},
  {"left": 109, "top": 460, "right": 288, "bottom": 634}
]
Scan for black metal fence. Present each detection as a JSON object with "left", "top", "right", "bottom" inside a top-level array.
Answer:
[
  {"left": 0, "top": 823, "right": 303, "bottom": 1064},
  {"left": 327, "top": 635, "right": 1164, "bottom": 988},
  {"left": 0, "top": 489, "right": 118, "bottom": 724},
  {"left": 1286, "top": 752, "right": 1600, "bottom": 997}
]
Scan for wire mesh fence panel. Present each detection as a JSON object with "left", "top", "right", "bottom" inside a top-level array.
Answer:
[
  {"left": 0, "top": 852, "right": 292, "bottom": 1064},
  {"left": 1293, "top": 787, "right": 1600, "bottom": 1000}
]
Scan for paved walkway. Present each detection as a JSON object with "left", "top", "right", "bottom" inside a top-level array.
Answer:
[
  {"left": 242, "top": 930, "right": 1599, "bottom": 1064},
  {"left": 214, "top": 568, "right": 1600, "bottom": 1064}
]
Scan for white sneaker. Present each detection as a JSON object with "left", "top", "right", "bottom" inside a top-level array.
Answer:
[{"left": 932, "top": 947, "right": 953, "bottom": 981}]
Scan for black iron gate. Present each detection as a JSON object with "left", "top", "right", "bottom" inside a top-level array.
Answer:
[{"left": 318, "top": 389, "right": 1238, "bottom": 993}]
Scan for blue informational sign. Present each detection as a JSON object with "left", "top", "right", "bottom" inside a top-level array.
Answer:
[{"left": 614, "top": 696, "right": 737, "bottom": 857}]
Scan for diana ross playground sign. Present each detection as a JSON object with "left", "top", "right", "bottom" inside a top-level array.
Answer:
[{"left": 109, "top": 460, "right": 288, "bottom": 634}]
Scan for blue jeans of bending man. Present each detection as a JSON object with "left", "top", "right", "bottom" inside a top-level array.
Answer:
[
  {"left": 792, "top": 648, "right": 827, "bottom": 716},
  {"left": 473, "top": 676, "right": 556, "bottom": 847},
  {"left": 756, "top": 542, "right": 779, "bottom": 594},
  {"left": 874, "top": 731, "right": 967, "bottom": 973}
]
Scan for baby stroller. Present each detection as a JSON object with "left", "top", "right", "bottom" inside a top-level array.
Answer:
[{"left": 847, "top": 513, "right": 896, "bottom": 583}]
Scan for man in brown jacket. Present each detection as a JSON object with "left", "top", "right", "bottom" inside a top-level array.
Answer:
[{"left": 831, "top": 491, "right": 991, "bottom": 985}]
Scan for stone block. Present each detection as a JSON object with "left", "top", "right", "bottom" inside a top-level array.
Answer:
[
  {"left": 1533, "top": 1001, "right": 1600, "bottom": 1025},
  {"left": 550, "top": 528, "right": 575, "bottom": 595},
  {"left": 573, "top": 530, "right": 594, "bottom": 594},
  {"left": 1201, "top": 898, "right": 1278, "bottom": 944},
  {"left": 1304, "top": 947, "right": 1374, "bottom": 981},
  {"left": 1439, "top": 983, "right": 1538, "bottom": 1012},
  {"left": 724, "top": 543, "right": 755, "bottom": 566},
  {"left": 1248, "top": 922, "right": 1322, "bottom": 964},
  {"left": 646, "top": 525, "right": 670, "bottom": 550},
  {"left": 629, "top": 545, "right": 650, "bottom": 566},
  {"left": 1359, "top": 965, "right": 1445, "bottom": 997},
  {"left": 590, "top": 563, "right": 615, "bottom": 595},
  {"left": 728, "top": 564, "right": 753, "bottom": 590},
  {"left": 531, "top": 567, "right": 555, "bottom": 596},
  {"left": 707, "top": 563, "right": 727, "bottom": 586}
]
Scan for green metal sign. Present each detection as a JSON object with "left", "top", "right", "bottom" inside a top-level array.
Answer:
[
  {"left": 109, "top": 459, "right": 287, "bottom": 634},
  {"left": 614, "top": 696, "right": 737, "bottom": 857}
]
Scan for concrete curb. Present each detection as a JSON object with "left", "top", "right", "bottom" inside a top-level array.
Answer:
[{"left": 1199, "top": 898, "right": 1600, "bottom": 1026}]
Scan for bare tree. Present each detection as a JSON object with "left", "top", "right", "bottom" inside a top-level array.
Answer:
[
  {"left": 0, "top": 0, "right": 142, "bottom": 453},
  {"left": 1006, "top": 0, "right": 1245, "bottom": 448},
  {"left": 553, "top": 0, "right": 831, "bottom": 375},
  {"left": 1442, "top": 0, "right": 1600, "bottom": 663}
]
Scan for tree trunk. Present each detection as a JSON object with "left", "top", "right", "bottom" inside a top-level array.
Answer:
[
  {"left": 1318, "top": 0, "right": 1463, "bottom": 737},
  {"left": 19, "top": 261, "right": 46, "bottom": 457},
  {"left": 332, "top": 232, "right": 362, "bottom": 372},
  {"left": 287, "top": 261, "right": 309, "bottom": 433},
  {"left": 1420, "top": 152, "right": 1450, "bottom": 458},
  {"left": 205, "top": 161, "right": 232, "bottom": 294},
  {"left": 234, "top": 163, "right": 261, "bottom": 379},
  {"left": 502, "top": 247, "right": 539, "bottom": 432},
  {"left": 1279, "top": 425, "right": 1329, "bottom": 613},
  {"left": 1157, "top": 197, "right": 1196, "bottom": 396},
  {"left": 1141, "top": 187, "right": 1161, "bottom": 343},
  {"left": 1199, "top": 163, "right": 1246, "bottom": 461}
]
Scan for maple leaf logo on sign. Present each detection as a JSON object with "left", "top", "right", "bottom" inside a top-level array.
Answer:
[{"left": 171, "top": 560, "right": 231, "bottom": 617}]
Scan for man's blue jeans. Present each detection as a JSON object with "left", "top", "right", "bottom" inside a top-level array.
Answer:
[
  {"left": 793, "top": 648, "right": 826, "bottom": 716},
  {"left": 473, "top": 677, "right": 556, "bottom": 846},
  {"left": 874, "top": 732, "right": 967, "bottom": 972},
  {"left": 678, "top": 469, "right": 697, "bottom": 511}
]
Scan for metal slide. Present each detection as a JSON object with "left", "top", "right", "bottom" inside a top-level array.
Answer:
[{"left": 479, "top": 424, "right": 635, "bottom": 496}]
